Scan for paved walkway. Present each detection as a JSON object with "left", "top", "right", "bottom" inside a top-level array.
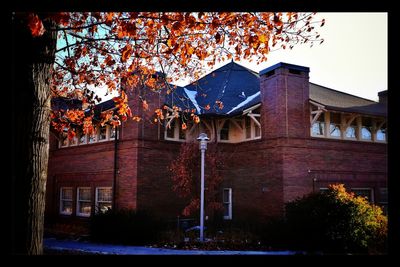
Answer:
[{"left": 44, "top": 238, "right": 297, "bottom": 255}]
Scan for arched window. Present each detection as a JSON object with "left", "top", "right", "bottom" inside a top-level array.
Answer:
[
  {"left": 220, "top": 120, "right": 230, "bottom": 141},
  {"left": 165, "top": 119, "right": 186, "bottom": 141}
]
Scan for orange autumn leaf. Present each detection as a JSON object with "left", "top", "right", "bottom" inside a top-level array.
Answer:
[
  {"left": 67, "top": 129, "right": 76, "bottom": 140},
  {"left": 27, "top": 13, "right": 45, "bottom": 37},
  {"left": 82, "top": 116, "right": 94, "bottom": 135},
  {"left": 107, "top": 80, "right": 116, "bottom": 91},
  {"left": 105, "top": 12, "right": 114, "bottom": 25},
  {"left": 142, "top": 100, "right": 149, "bottom": 111},
  {"left": 181, "top": 122, "right": 187, "bottom": 130},
  {"left": 120, "top": 44, "right": 133, "bottom": 63}
]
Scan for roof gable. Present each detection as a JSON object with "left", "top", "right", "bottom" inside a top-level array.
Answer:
[{"left": 167, "top": 61, "right": 261, "bottom": 116}]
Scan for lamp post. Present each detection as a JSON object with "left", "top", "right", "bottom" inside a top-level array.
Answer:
[{"left": 197, "top": 133, "right": 209, "bottom": 242}]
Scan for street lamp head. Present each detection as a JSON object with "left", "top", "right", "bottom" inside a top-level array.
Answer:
[
  {"left": 197, "top": 133, "right": 209, "bottom": 151},
  {"left": 197, "top": 133, "right": 210, "bottom": 141}
]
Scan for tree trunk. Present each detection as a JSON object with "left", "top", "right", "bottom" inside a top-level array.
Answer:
[{"left": 12, "top": 14, "right": 57, "bottom": 255}]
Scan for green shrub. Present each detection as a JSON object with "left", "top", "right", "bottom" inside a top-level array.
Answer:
[
  {"left": 285, "top": 184, "right": 387, "bottom": 254},
  {"left": 90, "top": 208, "right": 164, "bottom": 245}
]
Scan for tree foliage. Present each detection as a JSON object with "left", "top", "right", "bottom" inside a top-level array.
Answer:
[
  {"left": 23, "top": 12, "right": 324, "bottom": 135},
  {"left": 169, "top": 142, "right": 224, "bottom": 217},
  {"left": 285, "top": 184, "right": 387, "bottom": 254}
]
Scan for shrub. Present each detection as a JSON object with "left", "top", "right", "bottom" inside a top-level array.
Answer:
[
  {"left": 285, "top": 184, "right": 387, "bottom": 254},
  {"left": 90, "top": 208, "right": 164, "bottom": 245}
]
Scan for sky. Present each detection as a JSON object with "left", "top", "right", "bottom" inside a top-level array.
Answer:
[{"left": 185, "top": 12, "right": 387, "bottom": 102}]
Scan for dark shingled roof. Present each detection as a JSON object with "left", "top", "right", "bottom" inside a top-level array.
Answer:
[
  {"left": 165, "top": 85, "right": 198, "bottom": 113},
  {"left": 51, "top": 97, "right": 116, "bottom": 113},
  {"left": 165, "top": 61, "right": 386, "bottom": 118},
  {"left": 51, "top": 97, "right": 83, "bottom": 111},
  {"left": 166, "top": 61, "right": 261, "bottom": 117},
  {"left": 309, "top": 83, "right": 387, "bottom": 117},
  {"left": 94, "top": 99, "right": 116, "bottom": 113}
]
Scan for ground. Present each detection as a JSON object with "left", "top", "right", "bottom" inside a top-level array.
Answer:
[{"left": 44, "top": 238, "right": 300, "bottom": 255}]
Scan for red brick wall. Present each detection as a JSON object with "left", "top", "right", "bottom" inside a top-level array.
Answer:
[
  {"left": 136, "top": 140, "right": 187, "bottom": 220},
  {"left": 280, "top": 137, "right": 386, "bottom": 203},
  {"left": 46, "top": 64, "right": 387, "bottom": 228},
  {"left": 46, "top": 124, "right": 139, "bottom": 223},
  {"left": 259, "top": 67, "right": 310, "bottom": 139},
  {"left": 219, "top": 140, "right": 285, "bottom": 221}
]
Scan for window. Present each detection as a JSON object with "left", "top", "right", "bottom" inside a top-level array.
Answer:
[
  {"left": 99, "top": 126, "right": 107, "bottom": 141},
  {"left": 345, "top": 119, "right": 357, "bottom": 139},
  {"left": 329, "top": 112, "right": 341, "bottom": 138},
  {"left": 69, "top": 134, "right": 78, "bottom": 146},
  {"left": 61, "top": 138, "right": 69, "bottom": 147},
  {"left": 60, "top": 132, "right": 69, "bottom": 147},
  {"left": 244, "top": 114, "right": 261, "bottom": 140},
  {"left": 77, "top": 187, "right": 91, "bottom": 217},
  {"left": 60, "top": 187, "right": 73, "bottom": 215},
  {"left": 165, "top": 119, "right": 186, "bottom": 141},
  {"left": 60, "top": 125, "right": 118, "bottom": 148},
  {"left": 311, "top": 112, "right": 325, "bottom": 136},
  {"left": 88, "top": 130, "right": 97, "bottom": 143},
  {"left": 166, "top": 120, "right": 175, "bottom": 139},
  {"left": 378, "top": 187, "right": 388, "bottom": 215},
  {"left": 361, "top": 117, "right": 372, "bottom": 141},
  {"left": 96, "top": 187, "right": 112, "bottom": 213},
  {"left": 245, "top": 117, "right": 252, "bottom": 139},
  {"left": 109, "top": 126, "right": 117, "bottom": 140},
  {"left": 178, "top": 122, "right": 186, "bottom": 140},
  {"left": 376, "top": 122, "right": 386, "bottom": 142},
  {"left": 223, "top": 188, "right": 232, "bottom": 220},
  {"left": 351, "top": 188, "right": 374, "bottom": 203},
  {"left": 220, "top": 120, "right": 230, "bottom": 141},
  {"left": 254, "top": 122, "right": 261, "bottom": 138},
  {"left": 79, "top": 133, "right": 87, "bottom": 145}
]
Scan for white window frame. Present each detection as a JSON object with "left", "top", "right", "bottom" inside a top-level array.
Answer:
[
  {"left": 309, "top": 103, "right": 387, "bottom": 144},
  {"left": 69, "top": 134, "right": 78, "bottom": 146},
  {"left": 87, "top": 128, "right": 98, "bottom": 144},
  {"left": 98, "top": 125, "right": 108, "bottom": 142},
  {"left": 310, "top": 102, "right": 327, "bottom": 138},
  {"left": 223, "top": 188, "right": 232, "bottom": 220},
  {"left": 328, "top": 112, "right": 341, "bottom": 139},
  {"left": 59, "top": 187, "right": 73, "bottom": 215},
  {"left": 243, "top": 115, "right": 261, "bottom": 141},
  {"left": 109, "top": 125, "right": 119, "bottom": 140},
  {"left": 375, "top": 120, "right": 387, "bottom": 143},
  {"left": 60, "top": 125, "right": 119, "bottom": 148},
  {"left": 164, "top": 118, "right": 186, "bottom": 142},
  {"left": 219, "top": 120, "right": 230, "bottom": 142},
  {"left": 78, "top": 132, "right": 88, "bottom": 145},
  {"left": 76, "top": 187, "right": 92, "bottom": 217},
  {"left": 95, "top": 187, "right": 113, "bottom": 214},
  {"left": 59, "top": 131, "right": 69, "bottom": 148}
]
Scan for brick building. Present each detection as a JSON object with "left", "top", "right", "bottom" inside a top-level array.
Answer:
[{"left": 45, "top": 62, "right": 387, "bottom": 227}]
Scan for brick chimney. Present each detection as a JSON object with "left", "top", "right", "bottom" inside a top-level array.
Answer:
[
  {"left": 378, "top": 90, "right": 387, "bottom": 105},
  {"left": 259, "top": 62, "right": 310, "bottom": 139}
]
